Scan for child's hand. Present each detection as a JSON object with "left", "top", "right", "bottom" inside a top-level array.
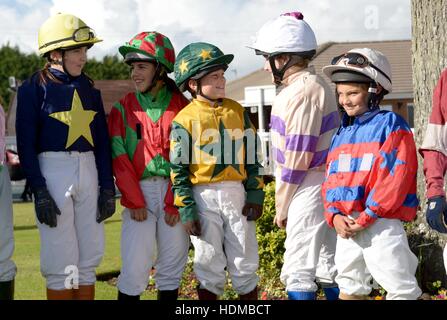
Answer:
[
  {"left": 333, "top": 215, "right": 356, "bottom": 239},
  {"left": 165, "top": 213, "right": 180, "bottom": 227},
  {"left": 183, "top": 220, "right": 202, "bottom": 236},
  {"left": 130, "top": 208, "right": 148, "bottom": 222},
  {"left": 273, "top": 215, "right": 287, "bottom": 229},
  {"left": 350, "top": 221, "right": 366, "bottom": 232}
]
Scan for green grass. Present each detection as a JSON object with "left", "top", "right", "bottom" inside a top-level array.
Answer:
[{"left": 11, "top": 200, "right": 156, "bottom": 300}]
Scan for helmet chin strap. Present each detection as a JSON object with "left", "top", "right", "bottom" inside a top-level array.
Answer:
[
  {"left": 196, "top": 80, "right": 223, "bottom": 105},
  {"left": 61, "top": 55, "right": 74, "bottom": 78},
  {"left": 367, "top": 83, "right": 377, "bottom": 108},
  {"left": 141, "top": 62, "right": 165, "bottom": 102},
  {"left": 47, "top": 50, "right": 71, "bottom": 77},
  {"left": 52, "top": 46, "right": 92, "bottom": 78},
  {"left": 50, "top": 50, "right": 77, "bottom": 78},
  {"left": 367, "top": 82, "right": 384, "bottom": 110},
  {"left": 58, "top": 50, "right": 76, "bottom": 78},
  {"left": 145, "top": 62, "right": 161, "bottom": 93},
  {"left": 268, "top": 54, "right": 303, "bottom": 86}
]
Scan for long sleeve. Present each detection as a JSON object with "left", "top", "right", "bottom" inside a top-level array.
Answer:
[
  {"left": 420, "top": 69, "right": 447, "bottom": 198},
  {"left": 322, "top": 111, "right": 417, "bottom": 228},
  {"left": 170, "top": 121, "right": 197, "bottom": 223},
  {"left": 93, "top": 90, "right": 115, "bottom": 191},
  {"left": 356, "top": 127, "right": 418, "bottom": 227},
  {"left": 273, "top": 100, "right": 325, "bottom": 220},
  {"left": 163, "top": 180, "right": 179, "bottom": 216},
  {"left": 242, "top": 109, "right": 265, "bottom": 205},
  {"left": 421, "top": 150, "right": 447, "bottom": 198},
  {"left": 271, "top": 70, "right": 339, "bottom": 221},
  {"left": 16, "top": 79, "right": 46, "bottom": 189},
  {"left": 108, "top": 104, "right": 145, "bottom": 209},
  {"left": 322, "top": 167, "right": 342, "bottom": 227}
]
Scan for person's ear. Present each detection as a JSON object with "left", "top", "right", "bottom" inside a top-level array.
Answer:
[
  {"left": 376, "top": 84, "right": 383, "bottom": 95},
  {"left": 277, "top": 54, "right": 290, "bottom": 66},
  {"left": 49, "top": 50, "right": 62, "bottom": 62},
  {"left": 188, "top": 79, "right": 198, "bottom": 93}
]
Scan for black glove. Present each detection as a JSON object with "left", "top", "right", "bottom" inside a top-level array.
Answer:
[
  {"left": 242, "top": 203, "right": 263, "bottom": 221},
  {"left": 97, "top": 189, "right": 116, "bottom": 223},
  {"left": 426, "top": 196, "right": 447, "bottom": 233},
  {"left": 33, "top": 187, "right": 61, "bottom": 228}
]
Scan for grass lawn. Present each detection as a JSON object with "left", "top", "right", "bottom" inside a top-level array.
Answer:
[
  {"left": 11, "top": 200, "right": 157, "bottom": 300},
  {"left": 11, "top": 199, "right": 294, "bottom": 301}
]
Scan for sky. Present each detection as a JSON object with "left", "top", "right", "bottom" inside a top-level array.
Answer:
[{"left": 0, "top": 0, "right": 412, "bottom": 81}]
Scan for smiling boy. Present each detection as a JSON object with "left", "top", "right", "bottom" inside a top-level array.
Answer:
[
  {"left": 170, "top": 42, "right": 265, "bottom": 300},
  {"left": 321, "top": 48, "right": 422, "bottom": 300}
]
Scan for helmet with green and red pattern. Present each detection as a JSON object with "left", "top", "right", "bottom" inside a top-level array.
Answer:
[{"left": 119, "top": 31, "right": 175, "bottom": 73}]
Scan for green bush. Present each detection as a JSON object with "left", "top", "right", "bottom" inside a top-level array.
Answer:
[{"left": 256, "top": 181, "right": 287, "bottom": 298}]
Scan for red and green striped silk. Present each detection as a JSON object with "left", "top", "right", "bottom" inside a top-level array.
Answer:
[{"left": 108, "top": 86, "right": 188, "bottom": 209}]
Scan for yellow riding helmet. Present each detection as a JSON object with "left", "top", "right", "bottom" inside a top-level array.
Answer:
[{"left": 38, "top": 13, "right": 102, "bottom": 56}]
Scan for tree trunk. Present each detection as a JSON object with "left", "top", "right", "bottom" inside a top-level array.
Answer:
[{"left": 411, "top": 0, "right": 447, "bottom": 290}]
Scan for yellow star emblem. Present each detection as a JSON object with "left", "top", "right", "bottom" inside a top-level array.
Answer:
[
  {"left": 170, "top": 171, "right": 178, "bottom": 182},
  {"left": 179, "top": 59, "right": 189, "bottom": 74},
  {"left": 174, "top": 194, "right": 187, "bottom": 207},
  {"left": 49, "top": 89, "right": 97, "bottom": 148},
  {"left": 199, "top": 49, "right": 212, "bottom": 61}
]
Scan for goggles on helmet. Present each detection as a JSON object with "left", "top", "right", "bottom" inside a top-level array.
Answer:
[
  {"left": 39, "top": 26, "right": 97, "bottom": 50},
  {"left": 124, "top": 52, "right": 157, "bottom": 65},
  {"left": 331, "top": 52, "right": 392, "bottom": 84}
]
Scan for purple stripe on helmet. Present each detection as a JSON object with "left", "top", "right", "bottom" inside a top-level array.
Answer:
[
  {"left": 281, "top": 168, "right": 307, "bottom": 185},
  {"left": 270, "top": 115, "right": 285, "bottom": 136},
  {"left": 281, "top": 12, "right": 304, "bottom": 20},
  {"left": 285, "top": 134, "right": 318, "bottom": 152},
  {"left": 320, "top": 111, "right": 340, "bottom": 135}
]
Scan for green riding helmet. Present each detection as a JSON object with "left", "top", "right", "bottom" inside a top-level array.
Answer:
[
  {"left": 174, "top": 42, "right": 234, "bottom": 92},
  {"left": 118, "top": 31, "right": 175, "bottom": 72}
]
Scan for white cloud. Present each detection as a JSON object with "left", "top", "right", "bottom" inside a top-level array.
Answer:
[
  {"left": 0, "top": 0, "right": 412, "bottom": 80},
  {"left": 48, "top": 0, "right": 140, "bottom": 59},
  {"left": 0, "top": 3, "right": 49, "bottom": 52}
]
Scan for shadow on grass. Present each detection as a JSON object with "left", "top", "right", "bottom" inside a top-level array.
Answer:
[{"left": 97, "top": 270, "right": 120, "bottom": 281}]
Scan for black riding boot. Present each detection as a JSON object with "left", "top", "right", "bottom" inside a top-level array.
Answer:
[
  {"left": 0, "top": 279, "right": 14, "bottom": 300},
  {"left": 157, "top": 289, "right": 179, "bottom": 300},
  {"left": 117, "top": 290, "right": 140, "bottom": 300}
]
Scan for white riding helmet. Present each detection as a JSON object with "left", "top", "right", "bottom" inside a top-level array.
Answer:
[
  {"left": 248, "top": 12, "right": 317, "bottom": 85},
  {"left": 322, "top": 48, "right": 392, "bottom": 93},
  {"left": 248, "top": 12, "right": 317, "bottom": 56}
]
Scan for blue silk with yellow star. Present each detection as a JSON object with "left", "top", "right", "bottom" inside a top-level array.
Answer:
[
  {"left": 322, "top": 108, "right": 419, "bottom": 226},
  {"left": 16, "top": 68, "right": 114, "bottom": 191},
  {"left": 170, "top": 98, "right": 265, "bottom": 224}
]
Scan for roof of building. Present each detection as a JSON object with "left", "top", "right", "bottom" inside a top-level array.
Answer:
[{"left": 226, "top": 40, "right": 412, "bottom": 103}]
